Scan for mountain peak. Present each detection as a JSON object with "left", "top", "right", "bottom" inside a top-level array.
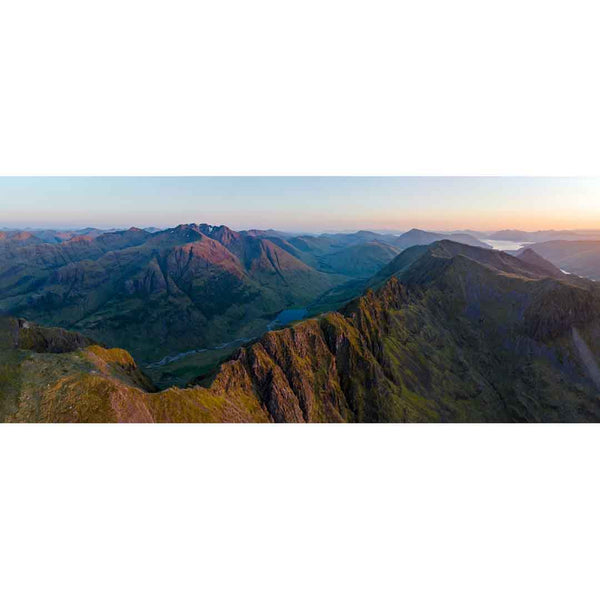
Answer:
[{"left": 372, "top": 239, "right": 569, "bottom": 289}]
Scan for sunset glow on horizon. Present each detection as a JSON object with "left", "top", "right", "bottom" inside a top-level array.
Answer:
[{"left": 1, "top": 176, "right": 599, "bottom": 232}]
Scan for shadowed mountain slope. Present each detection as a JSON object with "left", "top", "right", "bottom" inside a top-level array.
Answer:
[
  {"left": 371, "top": 240, "right": 568, "bottom": 286},
  {"left": 515, "top": 247, "right": 565, "bottom": 278}
]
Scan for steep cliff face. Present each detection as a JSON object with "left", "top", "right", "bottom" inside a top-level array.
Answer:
[{"left": 3, "top": 241, "right": 600, "bottom": 423}]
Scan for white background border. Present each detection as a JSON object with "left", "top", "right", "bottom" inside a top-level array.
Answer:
[
  {"left": 3, "top": 426, "right": 600, "bottom": 599},
  {"left": 2, "top": 1, "right": 600, "bottom": 599}
]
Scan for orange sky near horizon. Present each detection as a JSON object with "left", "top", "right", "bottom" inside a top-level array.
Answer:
[{"left": 0, "top": 177, "right": 599, "bottom": 232}]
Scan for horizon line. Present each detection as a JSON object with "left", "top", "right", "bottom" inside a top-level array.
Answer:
[{"left": 4, "top": 222, "right": 600, "bottom": 236}]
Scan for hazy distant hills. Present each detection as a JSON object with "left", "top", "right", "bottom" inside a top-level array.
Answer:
[
  {"left": 315, "top": 241, "right": 400, "bottom": 277},
  {"left": 3, "top": 240, "right": 600, "bottom": 422},
  {"left": 0, "top": 227, "right": 121, "bottom": 244},
  {"left": 269, "top": 228, "right": 491, "bottom": 277},
  {"left": 488, "top": 229, "right": 600, "bottom": 243},
  {"left": 392, "top": 228, "right": 492, "bottom": 249},
  {"left": 0, "top": 231, "right": 42, "bottom": 246},
  {"left": 525, "top": 240, "right": 600, "bottom": 280}
]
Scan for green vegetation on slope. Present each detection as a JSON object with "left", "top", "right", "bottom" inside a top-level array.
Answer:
[{"left": 3, "top": 241, "right": 600, "bottom": 422}]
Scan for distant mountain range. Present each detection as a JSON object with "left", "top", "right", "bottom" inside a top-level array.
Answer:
[
  {"left": 4, "top": 225, "right": 599, "bottom": 244},
  {"left": 3, "top": 239, "right": 600, "bottom": 422}
]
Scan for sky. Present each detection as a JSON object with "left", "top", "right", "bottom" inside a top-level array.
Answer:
[{"left": 1, "top": 176, "right": 600, "bottom": 232}]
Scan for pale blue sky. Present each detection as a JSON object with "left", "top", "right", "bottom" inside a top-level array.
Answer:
[{"left": 1, "top": 177, "right": 599, "bottom": 232}]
